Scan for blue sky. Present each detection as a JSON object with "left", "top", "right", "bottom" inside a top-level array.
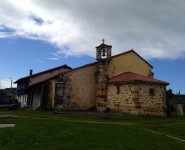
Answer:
[
  {"left": 149, "top": 58, "right": 185, "bottom": 94},
  {"left": 0, "top": 0, "right": 185, "bottom": 94},
  {"left": 0, "top": 37, "right": 184, "bottom": 94},
  {"left": 0, "top": 38, "right": 95, "bottom": 87}
]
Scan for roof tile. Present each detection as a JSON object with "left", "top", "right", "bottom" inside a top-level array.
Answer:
[{"left": 108, "top": 72, "right": 169, "bottom": 85}]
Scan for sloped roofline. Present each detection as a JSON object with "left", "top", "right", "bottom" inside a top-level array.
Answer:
[
  {"left": 15, "top": 49, "right": 153, "bottom": 83},
  {"left": 27, "top": 62, "right": 98, "bottom": 87},
  {"left": 64, "top": 49, "right": 153, "bottom": 74},
  {"left": 64, "top": 62, "right": 98, "bottom": 74},
  {"left": 96, "top": 43, "right": 112, "bottom": 48},
  {"left": 27, "top": 73, "right": 62, "bottom": 87},
  {"left": 108, "top": 71, "right": 169, "bottom": 85},
  {"left": 14, "top": 64, "right": 72, "bottom": 83},
  {"left": 28, "top": 62, "right": 98, "bottom": 86},
  {"left": 111, "top": 49, "right": 153, "bottom": 68}
]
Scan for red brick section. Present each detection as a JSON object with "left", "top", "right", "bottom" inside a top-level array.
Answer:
[{"left": 108, "top": 72, "right": 169, "bottom": 85}]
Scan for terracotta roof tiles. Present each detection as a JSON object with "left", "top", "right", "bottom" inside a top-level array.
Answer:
[{"left": 108, "top": 72, "right": 169, "bottom": 85}]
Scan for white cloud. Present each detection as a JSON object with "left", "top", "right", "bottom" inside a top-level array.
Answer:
[
  {"left": 0, "top": 0, "right": 185, "bottom": 59},
  {"left": 0, "top": 32, "right": 12, "bottom": 38},
  {"left": 0, "top": 79, "right": 16, "bottom": 89}
]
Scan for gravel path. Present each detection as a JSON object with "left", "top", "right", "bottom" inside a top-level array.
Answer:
[
  {"left": 0, "top": 124, "right": 15, "bottom": 128},
  {"left": 0, "top": 114, "right": 17, "bottom": 128}
]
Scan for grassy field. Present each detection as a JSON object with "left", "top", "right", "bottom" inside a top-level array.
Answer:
[{"left": 0, "top": 110, "right": 185, "bottom": 150}]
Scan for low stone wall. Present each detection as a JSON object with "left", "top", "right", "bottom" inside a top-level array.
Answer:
[{"left": 107, "top": 83, "right": 167, "bottom": 116}]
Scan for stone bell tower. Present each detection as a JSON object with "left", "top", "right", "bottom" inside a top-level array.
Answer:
[{"left": 96, "top": 40, "right": 112, "bottom": 112}]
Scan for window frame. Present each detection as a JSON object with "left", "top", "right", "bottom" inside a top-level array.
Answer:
[{"left": 149, "top": 88, "right": 155, "bottom": 96}]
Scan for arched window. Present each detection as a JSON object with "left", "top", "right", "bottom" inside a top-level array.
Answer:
[{"left": 149, "top": 88, "right": 155, "bottom": 96}]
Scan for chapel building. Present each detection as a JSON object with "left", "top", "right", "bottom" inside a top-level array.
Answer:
[{"left": 15, "top": 42, "right": 169, "bottom": 116}]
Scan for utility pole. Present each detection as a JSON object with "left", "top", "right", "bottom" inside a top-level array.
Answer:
[
  {"left": 9, "top": 77, "right": 12, "bottom": 94},
  {"left": 11, "top": 79, "right": 12, "bottom": 93}
]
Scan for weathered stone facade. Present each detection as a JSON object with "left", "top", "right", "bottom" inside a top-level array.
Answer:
[
  {"left": 107, "top": 83, "right": 167, "bottom": 116},
  {"left": 55, "top": 63, "right": 97, "bottom": 110},
  {"left": 96, "top": 43, "right": 112, "bottom": 112},
  {"left": 40, "top": 79, "right": 55, "bottom": 109}
]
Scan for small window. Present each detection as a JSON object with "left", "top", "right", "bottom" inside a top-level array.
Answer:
[
  {"left": 149, "top": 88, "right": 155, "bottom": 96},
  {"left": 117, "top": 85, "right": 120, "bottom": 94}
]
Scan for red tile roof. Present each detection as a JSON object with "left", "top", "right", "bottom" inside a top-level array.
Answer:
[{"left": 108, "top": 72, "right": 169, "bottom": 85}]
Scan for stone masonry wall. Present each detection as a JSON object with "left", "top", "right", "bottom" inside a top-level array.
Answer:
[
  {"left": 138, "top": 84, "right": 166, "bottom": 116},
  {"left": 96, "top": 61, "right": 108, "bottom": 112},
  {"left": 107, "top": 83, "right": 167, "bottom": 116},
  {"left": 58, "top": 64, "right": 97, "bottom": 110}
]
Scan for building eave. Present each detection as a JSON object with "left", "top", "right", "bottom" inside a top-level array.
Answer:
[
  {"left": 14, "top": 64, "right": 72, "bottom": 83},
  {"left": 108, "top": 72, "right": 169, "bottom": 86}
]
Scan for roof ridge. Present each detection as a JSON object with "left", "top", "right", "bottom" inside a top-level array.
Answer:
[
  {"left": 64, "top": 61, "right": 98, "bottom": 74},
  {"left": 15, "top": 49, "right": 153, "bottom": 83},
  {"left": 109, "top": 71, "right": 138, "bottom": 79}
]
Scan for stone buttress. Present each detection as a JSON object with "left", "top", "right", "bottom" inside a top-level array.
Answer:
[{"left": 96, "top": 41, "right": 112, "bottom": 112}]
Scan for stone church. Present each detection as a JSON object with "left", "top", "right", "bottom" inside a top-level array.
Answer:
[{"left": 15, "top": 42, "right": 169, "bottom": 116}]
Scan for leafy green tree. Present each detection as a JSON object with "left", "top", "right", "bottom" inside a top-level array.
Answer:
[
  {"left": 166, "top": 89, "right": 174, "bottom": 100},
  {"left": 0, "top": 89, "right": 14, "bottom": 98},
  {"left": 166, "top": 89, "right": 174, "bottom": 116},
  {"left": 0, "top": 90, "right": 7, "bottom": 97}
]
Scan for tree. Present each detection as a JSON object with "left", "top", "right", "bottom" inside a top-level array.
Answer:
[
  {"left": 0, "top": 90, "right": 7, "bottom": 97},
  {"left": 166, "top": 89, "right": 174, "bottom": 100},
  {"left": 0, "top": 89, "right": 13, "bottom": 98},
  {"left": 166, "top": 89, "right": 174, "bottom": 116}
]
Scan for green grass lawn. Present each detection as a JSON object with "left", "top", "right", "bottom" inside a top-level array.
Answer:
[{"left": 0, "top": 110, "right": 185, "bottom": 150}]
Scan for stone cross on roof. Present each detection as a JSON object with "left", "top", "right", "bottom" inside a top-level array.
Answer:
[{"left": 102, "top": 39, "right": 105, "bottom": 44}]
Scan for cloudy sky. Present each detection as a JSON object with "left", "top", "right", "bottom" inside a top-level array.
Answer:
[{"left": 0, "top": 0, "right": 185, "bottom": 93}]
